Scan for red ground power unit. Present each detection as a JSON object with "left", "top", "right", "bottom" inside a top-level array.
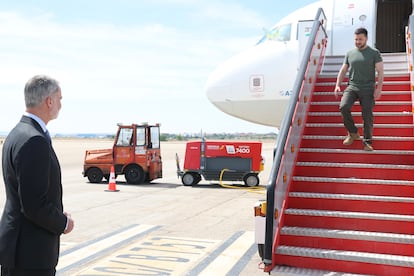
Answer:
[{"left": 176, "top": 139, "right": 264, "bottom": 186}]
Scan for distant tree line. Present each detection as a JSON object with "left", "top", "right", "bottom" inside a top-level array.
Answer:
[
  {"left": 160, "top": 132, "right": 277, "bottom": 141},
  {"left": 44, "top": 132, "right": 278, "bottom": 141}
]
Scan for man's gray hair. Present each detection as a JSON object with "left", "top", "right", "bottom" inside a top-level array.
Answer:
[{"left": 24, "top": 75, "right": 60, "bottom": 108}]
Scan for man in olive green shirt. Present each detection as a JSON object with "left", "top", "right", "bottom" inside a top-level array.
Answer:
[{"left": 334, "top": 27, "right": 384, "bottom": 151}]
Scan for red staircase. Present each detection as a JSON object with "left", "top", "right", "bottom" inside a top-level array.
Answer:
[{"left": 271, "top": 54, "right": 414, "bottom": 275}]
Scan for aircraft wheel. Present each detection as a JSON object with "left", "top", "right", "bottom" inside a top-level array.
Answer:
[
  {"left": 244, "top": 173, "right": 259, "bottom": 187},
  {"left": 125, "top": 165, "right": 145, "bottom": 184},
  {"left": 87, "top": 167, "right": 103, "bottom": 183}
]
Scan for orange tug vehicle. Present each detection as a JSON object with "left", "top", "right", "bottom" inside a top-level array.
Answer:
[
  {"left": 83, "top": 123, "right": 162, "bottom": 184},
  {"left": 176, "top": 138, "right": 264, "bottom": 186}
]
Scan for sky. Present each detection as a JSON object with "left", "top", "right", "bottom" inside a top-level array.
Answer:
[{"left": 0, "top": 0, "right": 317, "bottom": 135}]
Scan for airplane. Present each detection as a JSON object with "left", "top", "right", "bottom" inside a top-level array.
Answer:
[{"left": 205, "top": 0, "right": 412, "bottom": 129}]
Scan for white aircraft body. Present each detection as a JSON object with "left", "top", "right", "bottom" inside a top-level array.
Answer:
[{"left": 205, "top": 0, "right": 411, "bottom": 128}]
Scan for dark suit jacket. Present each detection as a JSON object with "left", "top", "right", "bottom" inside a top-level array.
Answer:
[{"left": 0, "top": 116, "right": 67, "bottom": 269}]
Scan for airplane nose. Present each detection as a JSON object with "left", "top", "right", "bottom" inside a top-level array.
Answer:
[
  {"left": 205, "top": 47, "right": 260, "bottom": 113},
  {"left": 206, "top": 88, "right": 233, "bottom": 115},
  {"left": 205, "top": 73, "right": 230, "bottom": 102},
  {"left": 205, "top": 63, "right": 233, "bottom": 113},
  {"left": 205, "top": 54, "right": 239, "bottom": 102}
]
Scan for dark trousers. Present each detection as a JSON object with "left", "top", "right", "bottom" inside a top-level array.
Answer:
[
  {"left": 1, "top": 266, "right": 55, "bottom": 276},
  {"left": 339, "top": 87, "right": 375, "bottom": 144}
]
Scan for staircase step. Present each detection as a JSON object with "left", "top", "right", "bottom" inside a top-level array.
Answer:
[
  {"left": 312, "top": 90, "right": 411, "bottom": 101},
  {"left": 283, "top": 209, "right": 414, "bottom": 234},
  {"left": 306, "top": 111, "right": 412, "bottom": 124},
  {"left": 309, "top": 101, "right": 412, "bottom": 112},
  {"left": 303, "top": 123, "right": 414, "bottom": 136},
  {"left": 317, "top": 74, "right": 410, "bottom": 83},
  {"left": 292, "top": 175, "right": 414, "bottom": 185},
  {"left": 296, "top": 161, "right": 414, "bottom": 170},
  {"left": 298, "top": 148, "right": 414, "bottom": 164},
  {"left": 271, "top": 265, "right": 370, "bottom": 275},
  {"left": 300, "top": 135, "right": 414, "bottom": 150},
  {"left": 288, "top": 192, "right": 414, "bottom": 215},
  {"left": 280, "top": 226, "right": 414, "bottom": 256},
  {"left": 275, "top": 246, "right": 414, "bottom": 275},
  {"left": 320, "top": 68, "right": 409, "bottom": 76},
  {"left": 285, "top": 209, "right": 414, "bottom": 222},
  {"left": 291, "top": 176, "right": 414, "bottom": 198},
  {"left": 314, "top": 81, "right": 410, "bottom": 92},
  {"left": 294, "top": 161, "right": 414, "bottom": 180},
  {"left": 305, "top": 123, "right": 413, "bottom": 128},
  {"left": 303, "top": 135, "right": 414, "bottom": 141},
  {"left": 314, "top": 79, "right": 410, "bottom": 85},
  {"left": 281, "top": 226, "right": 414, "bottom": 244}
]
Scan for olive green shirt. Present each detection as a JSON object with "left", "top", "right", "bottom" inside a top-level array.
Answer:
[{"left": 344, "top": 46, "right": 382, "bottom": 90}]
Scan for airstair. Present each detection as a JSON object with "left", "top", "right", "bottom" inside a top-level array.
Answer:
[
  {"left": 262, "top": 8, "right": 414, "bottom": 276},
  {"left": 272, "top": 54, "right": 414, "bottom": 275}
]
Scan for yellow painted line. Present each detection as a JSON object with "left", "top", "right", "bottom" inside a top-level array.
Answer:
[
  {"left": 197, "top": 231, "right": 254, "bottom": 276},
  {"left": 76, "top": 236, "right": 219, "bottom": 275},
  {"left": 57, "top": 224, "right": 155, "bottom": 271}
]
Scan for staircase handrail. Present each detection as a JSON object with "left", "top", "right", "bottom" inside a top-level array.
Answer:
[
  {"left": 407, "top": 12, "right": 414, "bottom": 123},
  {"left": 263, "top": 8, "right": 328, "bottom": 271}
]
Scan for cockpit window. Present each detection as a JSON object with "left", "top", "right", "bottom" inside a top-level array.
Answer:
[{"left": 256, "top": 24, "right": 292, "bottom": 44}]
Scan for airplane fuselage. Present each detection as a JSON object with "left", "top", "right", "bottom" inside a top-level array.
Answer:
[{"left": 205, "top": 0, "right": 410, "bottom": 128}]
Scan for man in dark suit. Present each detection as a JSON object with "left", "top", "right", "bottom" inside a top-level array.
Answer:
[{"left": 0, "top": 75, "right": 74, "bottom": 275}]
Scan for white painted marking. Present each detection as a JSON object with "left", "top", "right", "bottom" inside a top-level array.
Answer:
[
  {"left": 57, "top": 224, "right": 155, "bottom": 271},
  {"left": 76, "top": 236, "right": 219, "bottom": 275},
  {"left": 198, "top": 231, "right": 254, "bottom": 275}
]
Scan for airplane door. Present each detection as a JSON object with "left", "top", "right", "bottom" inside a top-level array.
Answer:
[
  {"left": 331, "top": 0, "right": 375, "bottom": 55},
  {"left": 376, "top": 0, "right": 412, "bottom": 53}
]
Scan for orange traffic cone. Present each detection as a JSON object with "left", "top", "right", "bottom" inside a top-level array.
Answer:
[{"left": 105, "top": 166, "right": 119, "bottom": 192}]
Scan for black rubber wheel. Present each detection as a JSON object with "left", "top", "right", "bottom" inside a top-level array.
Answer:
[
  {"left": 124, "top": 165, "right": 145, "bottom": 184},
  {"left": 194, "top": 174, "right": 202, "bottom": 185},
  {"left": 87, "top": 167, "right": 103, "bottom": 183},
  {"left": 182, "top": 172, "right": 200, "bottom": 186},
  {"left": 244, "top": 173, "right": 259, "bottom": 187}
]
